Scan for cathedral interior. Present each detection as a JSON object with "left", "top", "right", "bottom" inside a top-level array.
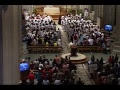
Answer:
[{"left": 0, "top": 5, "right": 120, "bottom": 85}]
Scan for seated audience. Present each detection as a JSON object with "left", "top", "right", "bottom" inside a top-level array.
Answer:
[{"left": 88, "top": 54, "right": 120, "bottom": 85}]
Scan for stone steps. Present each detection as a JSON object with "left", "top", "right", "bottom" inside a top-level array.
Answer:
[
  {"left": 71, "top": 57, "right": 89, "bottom": 64},
  {"left": 53, "top": 18, "right": 59, "bottom": 20}
]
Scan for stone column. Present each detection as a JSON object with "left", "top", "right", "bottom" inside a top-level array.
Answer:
[
  {"left": 98, "top": 5, "right": 100, "bottom": 18},
  {"left": 0, "top": 5, "right": 22, "bottom": 85},
  {"left": 22, "top": 5, "right": 34, "bottom": 14},
  {"left": 102, "top": 5, "right": 115, "bottom": 26},
  {"left": 0, "top": 6, "right": 3, "bottom": 84},
  {"left": 79, "top": 5, "right": 90, "bottom": 11},
  {"left": 92, "top": 5, "right": 97, "bottom": 21},
  {"left": 100, "top": 5, "right": 104, "bottom": 18},
  {"left": 89, "top": 5, "right": 93, "bottom": 12},
  {"left": 115, "top": 5, "right": 120, "bottom": 42},
  {"left": 91, "top": 5, "right": 103, "bottom": 22}
]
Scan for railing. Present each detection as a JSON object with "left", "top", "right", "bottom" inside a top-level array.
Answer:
[
  {"left": 77, "top": 45, "right": 103, "bottom": 53},
  {"left": 112, "top": 42, "right": 120, "bottom": 53},
  {"left": 27, "top": 46, "right": 62, "bottom": 54}
]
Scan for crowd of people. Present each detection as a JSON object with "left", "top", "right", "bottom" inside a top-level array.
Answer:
[
  {"left": 22, "top": 11, "right": 62, "bottom": 47},
  {"left": 19, "top": 55, "right": 84, "bottom": 85},
  {"left": 60, "top": 14, "right": 109, "bottom": 48},
  {"left": 88, "top": 54, "right": 120, "bottom": 85},
  {"left": 19, "top": 53, "right": 120, "bottom": 85},
  {"left": 20, "top": 9, "right": 116, "bottom": 85}
]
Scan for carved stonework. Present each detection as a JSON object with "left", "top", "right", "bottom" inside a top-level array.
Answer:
[{"left": 34, "top": 5, "right": 66, "bottom": 8}]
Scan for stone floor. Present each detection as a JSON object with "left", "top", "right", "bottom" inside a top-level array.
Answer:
[{"left": 57, "top": 25, "right": 70, "bottom": 54}]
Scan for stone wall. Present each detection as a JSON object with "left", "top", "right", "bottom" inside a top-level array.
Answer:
[{"left": 22, "top": 5, "right": 34, "bottom": 14}]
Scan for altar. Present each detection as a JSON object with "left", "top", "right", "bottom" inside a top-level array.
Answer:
[
  {"left": 35, "top": 5, "right": 66, "bottom": 20},
  {"left": 43, "top": 6, "right": 60, "bottom": 15}
]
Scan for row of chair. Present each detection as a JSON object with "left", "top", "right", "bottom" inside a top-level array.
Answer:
[
  {"left": 77, "top": 46, "right": 104, "bottom": 53},
  {"left": 27, "top": 46, "right": 62, "bottom": 54}
]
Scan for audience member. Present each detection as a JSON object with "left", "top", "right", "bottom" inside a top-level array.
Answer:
[{"left": 88, "top": 54, "right": 120, "bottom": 85}]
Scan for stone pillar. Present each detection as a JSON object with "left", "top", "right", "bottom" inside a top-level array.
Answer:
[
  {"left": 115, "top": 5, "right": 120, "bottom": 41},
  {"left": 100, "top": 5, "right": 104, "bottom": 18},
  {"left": 79, "top": 5, "right": 90, "bottom": 11},
  {"left": 0, "top": 5, "right": 22, "bottom": 85},
  {"left": 97, "top": 5, "right": 100, "bottom": 17},
  {"left": 102, "top": 5, "right": 115, "bottom": 26},
  {"left": 89, "top": 5, "right": 94, "bottom": 12},
  {"left": 91, "top": 5, "right": 103, "bottom": 23},
  {"left": 22, "top": 5, "right": 34, "bottom": 14},
  {"left": 0, "top": 6, "right": 3, "bottom": 84}
]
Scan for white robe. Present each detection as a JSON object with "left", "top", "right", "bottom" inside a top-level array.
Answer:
[{"left": 84, "top": 10, "right": 89, "bottom": 17}]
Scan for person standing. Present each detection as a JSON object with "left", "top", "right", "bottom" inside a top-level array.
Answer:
[
  {"left": 27, "top": 71, "right": 35, "bottom": 85},
  {"left": 73, "top": 34, "right": 78, "bottom": 45},
  {"left": 76, "top": 77, "right": 84, "bottom": 85},
  {"left": 115, "top": 54, "right": 119, "bottom": 63},
  {"left": 89, "top": 63, "right": 95, "bottom": 79},
  {"left": 58, "top": 15, "right": 61, "bottom": 25}
]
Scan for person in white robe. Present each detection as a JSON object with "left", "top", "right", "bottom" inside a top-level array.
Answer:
[
  {"left": 57, "top": 39, "right": 62, "bottom": 46},
  {"left": 84, "top": 9, "right": 89, "bottom": 18},
  {"left": 88, "top": 38, "right": 94, "bottom": 45},
  {"left": 79, "top": 13, "right": 82, "bottom": 18},
  {"left": 61, "top": 19, "right": 65, "bottom": 30},
  {"left": 47, "top": 15, "right": 53, "bottom": 22}
]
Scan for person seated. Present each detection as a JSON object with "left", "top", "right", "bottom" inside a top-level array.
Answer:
[
  {"left": 34, "top": 60, "right": 39, "bottom": 70},
  {"left": 54, "top": 77, "right": 61, "bottom": 85},
  {"left": 42, "top": 78, "right": 50, "bottom": 85},
  {"left": 54, "top": 42, "right": 58, "bottom": 47},
  {"left": 57, "top": 39, "right": 61, "bottom": 46},
  {"left": 68, "top": 78, "right": 74, "bottom": 85},
  {"left": 49, "top": 59, "right": 53, "bottom": 67},
  {"left": 52, "top": 64, "right": 58, "bottom": 73},
  {"left": 39, "top": 62, "right": 44, "bottom": 70},
  {"left": 30, "top": 61, "right": 34, "bottom": 70},
  {"left": 76, "top": 77, "right": 84, "bottom": 85},
  {"left": 34, "top": 71, "right": 42, "bottom": 84},
  {"left": 41, "top": 37, "right": 45, "bottom": 45},
  {"left": 44, "top": 59, "right": 49, "bottom": 64},
  {"left": 88, "top": 37, "right": 94, "bottom": 45},
  {"left": 27, "top": 71, "right": 35, "bottom": 85},
  {"left": 62, "top": 62, "right": 69, "bottom": 76},
  {"left": 46, "top": 42, "right": 49, "bottom": 46}
]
